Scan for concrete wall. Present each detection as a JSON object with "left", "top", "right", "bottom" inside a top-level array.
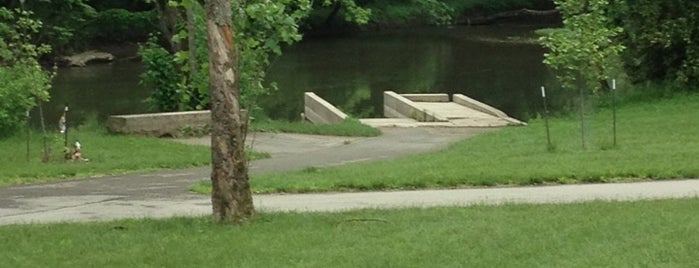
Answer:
[
  {"left": 107, "top": 110, "right": 210, "bottom": 137},
  {"left": 401, "top": 93, "right": 449, "bottom": 102},
  {"left": 453, "top": 94, "right": 508, "bottom": 118},
  {"left": 304, "top": 92, "right": 348, "bottom": 124},
  {"left": 453, "top": 94, "right": 525, "bottom": 125},
  {"left": 383, "top": 91, "right": 447, "bottom": 122}
]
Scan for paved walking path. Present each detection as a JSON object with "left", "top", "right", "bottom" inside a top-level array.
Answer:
[{"left": 1, "top": 127, "right": 698, "bottom": 226}]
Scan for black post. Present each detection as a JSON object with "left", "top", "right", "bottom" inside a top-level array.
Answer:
[{"left": 541, "top": 86, "right": 552, "bottom": 151}]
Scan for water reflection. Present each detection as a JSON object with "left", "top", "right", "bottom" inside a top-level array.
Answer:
[
  {"left": 40, "top": 61, "right": 149, "bottom": 127},
  {"left": 47, "top": 25, "right": 557, "bottom": 126},
  {"left": 262, "top": 25, "right": 556, "bottom": 121}
]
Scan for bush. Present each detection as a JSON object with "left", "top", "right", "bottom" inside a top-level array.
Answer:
[
  {"left": 84, "top": 9, "right": 157, "bottom": 43},
  {"left": 609, "top": 1, "right": 699, "bottom": 88},
  {"left": 139, "top": 35, "right": 189, "bottom": 112},
  {"left": 0, "top": 8, "right": 52, "bottom": 137}
]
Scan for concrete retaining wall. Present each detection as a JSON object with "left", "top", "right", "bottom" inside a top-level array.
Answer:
[
  {"left": 383, "top": 91, "right": 447, "bottom": 122},
  {"left": 453, "top": 94, "right": 525, "bottom": 125},
  {"left": 304, "top": 92, "right": 348, "bottom": 124},
  {"left": 453, "top": 94, "right": 508, "bottom": 118},
  {"left": 401, "top": 93, "right": 449, "bottom": 102},
  {"left": 107, "top": 110, "right": 210, "bottom": 137}
]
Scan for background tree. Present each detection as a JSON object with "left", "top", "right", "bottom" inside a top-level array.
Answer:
[
  {"left": 539, "top": 0, "right": 624, "bottom": 148},
  {"left": 539, "top": 0, "right": 624, "bottom": 94},
  {"left": 0, "top": 7, "right": 52, "bottom": 137}
]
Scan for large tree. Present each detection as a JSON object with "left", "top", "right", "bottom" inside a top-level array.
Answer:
[{"left": 205, "top": 0, "right": 254, "bottom": 223}]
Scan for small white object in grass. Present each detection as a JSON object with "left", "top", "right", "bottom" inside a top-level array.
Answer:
[{"left": 541, "top": 86, "right": 546, "bottom": 98}]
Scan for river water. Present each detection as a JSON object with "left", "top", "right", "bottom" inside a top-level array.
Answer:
[{"left": 47, "top": 25, "right": 556, "bottom": 126}]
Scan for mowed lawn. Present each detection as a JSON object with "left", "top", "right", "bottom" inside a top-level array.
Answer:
[
  {"left": 0, "top": 118, "right": 376, "bottom": 186},
  {"left": 1, "top": 198, "right": 698, "bottom": 267},
  {"left": 215, "top": 92, "right": 699, "bottom": 193}
]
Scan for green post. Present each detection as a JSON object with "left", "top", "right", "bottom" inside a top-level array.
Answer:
[
  {"left": 26, "top": 110, "right": 30, "bottom": 161},
  {"left": 612, "top": 79, "right": 617, "bottom": 147},
  {"left": 63, "top": 105, "right": 69, "bottom": 148},
  {"left": 579, "top": 84, "right": 586, "bottom": 149},
  {"left": 541, "top": 86, "right": 553, "bottom": 151}
]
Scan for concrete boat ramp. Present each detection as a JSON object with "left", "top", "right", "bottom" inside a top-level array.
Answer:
[
  {"left": 105, "top": 91, "right": 524, "bottom": 137},
  {"left": 304, "top": 91, "right": 525, "bottom": 128}
]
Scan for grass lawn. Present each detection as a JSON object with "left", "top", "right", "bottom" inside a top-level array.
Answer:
[
  {"left": 0, "top": 129, "right": 208, "bottom": 186},
  {"left": 0, "top": 128, "right": 269, "bottom": 186},
  {"left": 193, "top": 91, "right": 699, "bottom": 194},
  {"left": 0, "top": 117, "right": 377, "bottom": 186},
  {"left": 1, "top": 198, "right": 697, "bottom": 267}
]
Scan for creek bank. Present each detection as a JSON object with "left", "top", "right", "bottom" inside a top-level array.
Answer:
[
  {"left": 60, "top": 50, "right": 115, "bottom": 67},
  {"left": 55, "top": 42, "right": 141, "bottom": 67}
]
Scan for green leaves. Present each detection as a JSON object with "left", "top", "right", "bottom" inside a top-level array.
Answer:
[
  {"left": 613, "top": 0, "right": 699, "bottom": 86},
  {"left": 139, "top": 35, "right": 190, "bottom": 112},
  {"left": 0, "top": 8, "right": 52, "bottom": 137},
  {"left": 539, "top": 0, "right": 624, "bottom": 93},
  {"left": 143, "top": 0, "right": 374, "bottom": 113}
]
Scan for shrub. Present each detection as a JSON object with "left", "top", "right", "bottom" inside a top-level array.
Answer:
[{"left": 0, "top": 8, "right": 52, "bottom": 137}]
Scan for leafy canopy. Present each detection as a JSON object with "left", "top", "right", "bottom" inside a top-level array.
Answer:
[
  {"left": 539, "top": 0, "right": 624, "bottom": 93},
  {"left": 0, "top": 8, "right": 52, "bottom": 137}
]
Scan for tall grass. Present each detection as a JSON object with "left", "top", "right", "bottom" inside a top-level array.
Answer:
[{"left": 1, "top": 198, "right": 698, "bottom": 267}]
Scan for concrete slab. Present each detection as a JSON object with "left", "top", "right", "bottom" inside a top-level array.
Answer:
[
  {"left": 413, "top": 102, "right": 500, "bottom": 120},
  {"left": 303, "top": 92, "right": 348, "bottom": 124},
  {"left": 359, "top": 118, "right": 419, "bottom": 128}
]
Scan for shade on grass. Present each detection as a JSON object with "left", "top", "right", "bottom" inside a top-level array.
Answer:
[{"left": 1, "top": 198, "right": 697, "bottom": 267}]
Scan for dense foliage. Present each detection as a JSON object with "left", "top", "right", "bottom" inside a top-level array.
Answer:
[
  {"left": 611, "top": 0, "right": 699, "bottom": 87},
  {"left": 139, "top": 35, "right": 190, "bottom": 112},
  {"left": 2, "top": 0, "right": 157, "bottom": 54},
  {"left": 542, "top": 0, "right": 699, "bottom": 91},
  {"left": 0, "top": 8, "right": 52, "bottom": 137},
  {"left": 141, "top": 0, "right": 372, "bottom": 112},
  {"left": 84, "top": 8, "right": 157, "bottom": 43}
]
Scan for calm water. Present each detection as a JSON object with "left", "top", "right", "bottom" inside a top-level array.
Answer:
[
  {"left": 47, "top": 25, "right": 556, "bottom": 126},
  {"left": 40, "top": 60, "right": 149, "bottom": 127}
]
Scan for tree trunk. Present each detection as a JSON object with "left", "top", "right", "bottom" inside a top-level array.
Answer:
[
  {"left": 205, "top": 0, "right": 254, "bottom": 223},
  {"left": 186, "top": 2, "right": 198, "bottom": 75},
  {"left": 154, "top": 0, "right": 183, "bottom": 53}
]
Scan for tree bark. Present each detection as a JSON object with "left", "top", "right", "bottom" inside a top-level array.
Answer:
[
  {"left": 154, "top": 0, "right": 183, "bottom": 52},
  {"left": 186, "top": 2, "right": 198, "bottom": 75},
  {"left": 205, "top": 0, "right": 254, "bottom": 223}
]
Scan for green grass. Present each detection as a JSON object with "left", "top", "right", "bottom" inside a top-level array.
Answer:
[
  {"left": 2, "top": 198, "right": 698, "bottom": 267},
  {"left": 251, "top": 118, "right": 381, "bottom": 137},
  {"left": 194, "top": 91, "right": 699, "bottom": 194},
  {"left": 0, "top": 115, "right": 373, "bottom": 186},
  {"left": 0, "top": 128, "right": 268, "bottom": 186}
]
